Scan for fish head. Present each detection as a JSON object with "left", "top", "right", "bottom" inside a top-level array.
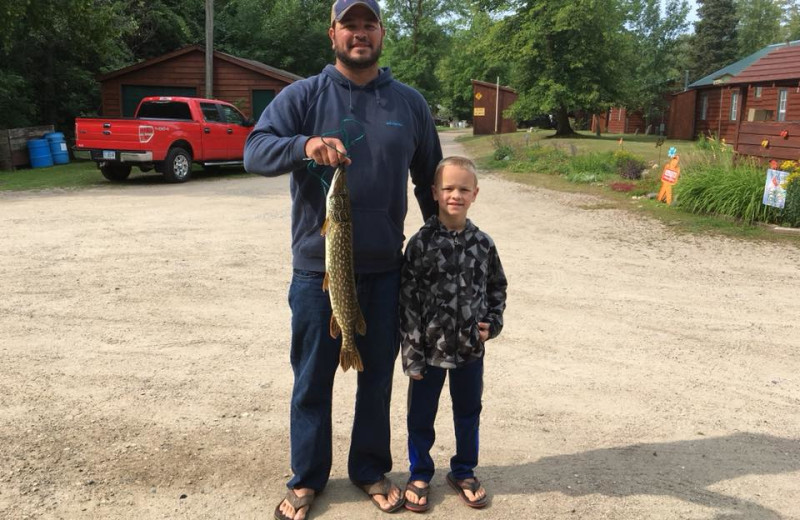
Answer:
[{"left": 326, "top": 166, "right": 351, "bottom": 223}]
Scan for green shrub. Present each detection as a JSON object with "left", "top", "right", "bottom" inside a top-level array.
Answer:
[
  {"left": 565, "top": 152, "right": 616, "bottom": 183},
  {"left": 674, "top": 161, "right": 782, "bottom": 224},
  {"left": 524, "top": 145, "right": 570, "bottom": 175},
  {"left": 493, "top": 144, "right": 514, "bottom": 161},
  {"left": 612, "top": 149, "right": 647, "bottom": 179},
  {"left": 491, "top": 136, "right": 515, "bottom": 161},
  {"left": 779, "top": 172, "right": 800, "bottom": 227}
]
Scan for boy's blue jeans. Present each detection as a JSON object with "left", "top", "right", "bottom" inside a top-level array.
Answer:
[
  {"left": 407, "top": 358, "right": 484, "bottom": 483},
  {"left": 287, "top": 269, "right": 400, "bottom": 492}
]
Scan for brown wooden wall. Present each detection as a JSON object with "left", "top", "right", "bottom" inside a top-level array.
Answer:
[
  {"left": 0, "top": 125, "right": 55, "bottom": 170},
  {"left": 100, "top": 51, "right": 293, "bottom": 118},
  {"left": 735, "top": 121, "right": 800, "bottom": 160},
  {"left": 694, "top": 86, "right": 743, "bottom": 142},
  {"left": 668, "top": 90, "right": 696, "bottom": 140},
  {"left": 603, "top": 107, "right": 660, "bottom": 134},
  {"left": 607, "top": 107, "right": 626, "bottom": 133},
  {"left": 743, "top": 83, "right": 800, "bottom": 121},
  {"left": 471, "top": 82, "right": 518, "bottom": 135},
  {"left": 590, "top": 113, "right": 607, "bottom": 133}
]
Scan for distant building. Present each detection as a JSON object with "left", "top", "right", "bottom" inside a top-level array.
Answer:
[
  {"left": 669, "top": 40, "right": 800, "bottom": 160},
  {"left": 96, "top": 44, "right": 302, "bottom": 120},
  {"left": 471, "top": 80, "right": 518, "bottom": 135}
]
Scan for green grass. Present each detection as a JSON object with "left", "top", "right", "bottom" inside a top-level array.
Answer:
[
  {"left": 0, "top": 160, "right": 108, "bottom": 191},
  {"left": 0, "top": 159, "right": 252, "bottom": 191},
  {"left": 459, "top": 130, "right": 800, "bottom": 244},
  {"left": 489, "top": 129, "right": 705, "bottom": 166}
]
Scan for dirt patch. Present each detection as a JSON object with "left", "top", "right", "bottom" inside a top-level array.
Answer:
[{"left": 1, "top": 132, "right": 799, "bottom": 519}]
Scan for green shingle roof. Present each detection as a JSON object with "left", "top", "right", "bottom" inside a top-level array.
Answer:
[{"left": 687, "top": 41, "right": 800, "bottom": 88}]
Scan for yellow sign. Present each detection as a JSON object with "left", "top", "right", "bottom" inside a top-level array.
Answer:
[
  {"left": 474, "top": 107, "right": 485, "bottom": 117},
  {"left": 475, "top": 92, "right": 483, "bottom": 100}
]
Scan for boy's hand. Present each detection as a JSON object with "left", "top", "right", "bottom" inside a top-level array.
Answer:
[
  {"left": 410, "top": 374, "right": 423, "bottom": 380},
  {"left": 478, "top": 322, "right": 491, "bottom": 343}
]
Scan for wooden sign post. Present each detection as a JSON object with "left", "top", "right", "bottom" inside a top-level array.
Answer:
[{"left": 657, "top": 153, "right": 681, "bottom": 205}]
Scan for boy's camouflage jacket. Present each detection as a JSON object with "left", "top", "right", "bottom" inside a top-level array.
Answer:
[{"left": 400, "top": 215, "right": 507, "bottom": 376}]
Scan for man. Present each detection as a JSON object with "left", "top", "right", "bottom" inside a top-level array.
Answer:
[{"left": 243, "top": 1, "right": 442, "bottom": 519}]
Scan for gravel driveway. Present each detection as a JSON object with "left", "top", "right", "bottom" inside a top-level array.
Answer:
[{"left": 1, "top": 131, "right": 799, "bottom": 519}]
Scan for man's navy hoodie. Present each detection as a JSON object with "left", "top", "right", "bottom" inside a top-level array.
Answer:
[{"left": 244, "top": 64, "right": 443, "bottom": 274}]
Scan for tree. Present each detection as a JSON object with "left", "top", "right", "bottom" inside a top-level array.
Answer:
[
  {"left": 0, "top": 0, "right": 132, "bottom": 130},
  {"left": 736, "top": 0, "right": 783, "bottom": 57},
  {"left": 623, "top": 0, "right": 690, "bottom": 129},
  {"left": 121, "top": 0, "right": 205, "bottom": 60},
  {"left": 435, "top": 10, "right": 509, "bottom": 121},
  {"left": 216, "top": 0, "right": 331, "bottom": 78},
  {"left": 501, "top": 0, "right": 630, "bottom": 136},
  {"left": 783, "top": 0, "right": 800, "bottom": 40},
  {"left": 381, "top": 0, "right": 463, "bottom": 107},
  {"left": 690, "top": 0, "right": 739, "bottom": 81}
]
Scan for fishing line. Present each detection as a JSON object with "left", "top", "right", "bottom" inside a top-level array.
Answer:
[{"left": 306, "top": 118, "right": 366, "bottom": 196}]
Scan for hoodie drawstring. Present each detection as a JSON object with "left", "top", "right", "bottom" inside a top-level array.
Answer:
[{"left": 347, "top": 81, "right": 353, "bottom": 113}]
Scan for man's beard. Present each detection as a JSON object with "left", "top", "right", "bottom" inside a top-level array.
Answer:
[{"left": 334, "top": 44, "right": 382, "bottom": 70}]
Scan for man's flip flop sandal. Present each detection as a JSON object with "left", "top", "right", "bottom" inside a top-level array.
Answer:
[
  {"left": 357, "top": 477, "right": 406, "bottom": 513},
  {"left": 274, "top": 488, "right": 315, "bottom": 520}
]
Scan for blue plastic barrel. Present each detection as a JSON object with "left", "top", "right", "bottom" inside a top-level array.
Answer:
[
  {"left": 44, "top": 132, "right": 69, "bottom": 165},
  {"left": 28, "top": 139, "right": 53, "bottom": 168}
]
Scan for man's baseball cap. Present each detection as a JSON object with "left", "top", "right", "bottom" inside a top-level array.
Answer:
[{"left": 331, "top": 0, "right": 382, "bottom": 25}]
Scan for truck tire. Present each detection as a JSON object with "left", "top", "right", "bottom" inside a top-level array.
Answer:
[
  {"left": 163, "top": 147, "right": 192, "bottom": 183},
  {"left": 100, "top": 163, "right": 132, "bottom": 182}
]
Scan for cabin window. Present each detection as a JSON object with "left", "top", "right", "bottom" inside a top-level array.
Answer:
[
  {"left": 754, "top": 86, "right": 762, "bottom": 98},
  {"left": 730, "top": 91, "right": 738, "bottom": 121},
  {"left": 778, "top": 89, "right": 788, "bottom": 122},
  {"left": 700, "top": 93, "right": 708, "bottom": 120}
]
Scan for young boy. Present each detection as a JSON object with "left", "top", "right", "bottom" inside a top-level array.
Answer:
[{"left": 399, "top": 156, "right": 507, "bottom": 512}]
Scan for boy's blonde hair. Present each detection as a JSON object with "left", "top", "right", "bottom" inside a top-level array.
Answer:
[{"left": 434, "top": 156, "right": 478, "bottom": 187}]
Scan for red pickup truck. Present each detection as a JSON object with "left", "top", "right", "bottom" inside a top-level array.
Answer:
[{"left": 75, "top": 96, "right": 254, "bottom": 183}]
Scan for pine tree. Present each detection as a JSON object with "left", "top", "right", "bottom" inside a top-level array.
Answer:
[{"left": 691, "top": 0, "right": 739, "bottom": 80}]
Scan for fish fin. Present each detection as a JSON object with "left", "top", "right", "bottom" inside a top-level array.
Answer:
[
  {"left": 356, "top": 310, "right": 366, "bottom": 336},
  {"left": 340, "top": 348, "right": 364, "bottom": 372},
  {"left": 322, "top": 271, "right": 329, "bottom": 291},
  {"left": 320, "top": 218, "right": 329, "bottom": 236},
  {"left": 329, "top": 315, "right": 341, "bottom": 338}
]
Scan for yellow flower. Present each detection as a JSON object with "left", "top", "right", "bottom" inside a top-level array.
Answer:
[
  {"left": 779, "top": 160, "right": 796, "bottom": 172},
  {"left": 782, "top": 171, "right": 800, "bottom": 189}
]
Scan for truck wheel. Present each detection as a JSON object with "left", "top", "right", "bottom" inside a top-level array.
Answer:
[
  {"left": 100, "top": 163, "right": 132, "bottom": 182},
  {"left": 163, "top": 147, "right": 192, "bottom": 183}
]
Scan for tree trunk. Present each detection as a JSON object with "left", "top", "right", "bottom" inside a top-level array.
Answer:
[{"left": 554, "top": 107, "right": 576, "bottom": 136}]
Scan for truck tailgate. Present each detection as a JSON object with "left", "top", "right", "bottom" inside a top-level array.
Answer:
[{"left": 75, "top": 119, "right": 146, "bottom": 151}]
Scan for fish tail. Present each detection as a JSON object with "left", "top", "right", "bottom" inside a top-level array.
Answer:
[{"left": 339, "top": 347, "right": 364, "bottom": 372}]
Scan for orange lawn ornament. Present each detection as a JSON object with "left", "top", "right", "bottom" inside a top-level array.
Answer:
[{"left": 657, "top": 154, "right": 681, "bottom": 205}]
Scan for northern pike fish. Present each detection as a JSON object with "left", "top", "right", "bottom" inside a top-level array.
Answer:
[{"left": 321, "top": 165, "right": 366, "bottom": 372}]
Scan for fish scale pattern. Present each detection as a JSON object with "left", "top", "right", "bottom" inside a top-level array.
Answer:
[{"left": 323, "top": 167, "right": 365, "bottom": 371}]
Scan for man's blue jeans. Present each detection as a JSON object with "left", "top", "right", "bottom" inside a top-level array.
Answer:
[{"left": 287, "top": 269, "right": 400, "bottom": 492}]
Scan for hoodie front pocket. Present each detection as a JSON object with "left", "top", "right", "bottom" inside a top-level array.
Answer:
[{"left": 351, "top": 207, "right": 404, "bottom": 263}]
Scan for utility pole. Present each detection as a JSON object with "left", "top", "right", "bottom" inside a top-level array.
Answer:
[
  {"left": 205, "top": 0, "right": 214, "bottom": 98},
  {"left": 494, "top": 76, "right": 500, "bottom": 134}
]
